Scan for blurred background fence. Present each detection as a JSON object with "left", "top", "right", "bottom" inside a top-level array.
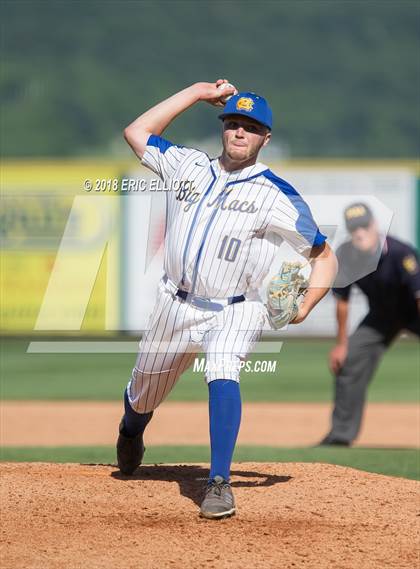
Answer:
[
  {"left": 1, "top": 159, "right": 418, "bottom": 335},
  {"left": 1, "top": 0, "right": 419, "bottom": 337}
]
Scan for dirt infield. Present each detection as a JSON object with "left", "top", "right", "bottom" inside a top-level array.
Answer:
[
  {"left": 1, "top": 462, "right": 418, "bottom": 569},
  {"left": 1, "top": 401, "right": 419, "bottom": 447}
]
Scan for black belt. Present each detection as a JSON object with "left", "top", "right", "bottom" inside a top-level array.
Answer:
[{"left": 162, "top": 274, "right": 245, "bottom": 312}]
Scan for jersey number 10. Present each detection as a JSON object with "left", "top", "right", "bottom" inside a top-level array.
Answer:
[{"left": 217, "top": 235, "right": 242, "bottom": 263}]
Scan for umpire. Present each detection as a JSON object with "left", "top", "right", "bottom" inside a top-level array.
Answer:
[{"left": 321, "top": 202, "right": 420, "bottom": 446}]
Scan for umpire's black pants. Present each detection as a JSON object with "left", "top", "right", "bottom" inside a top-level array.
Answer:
[{"left": 326, "top": 317, "right": 419, "bottom": 444}]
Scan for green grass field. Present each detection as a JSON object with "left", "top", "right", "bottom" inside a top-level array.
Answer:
[
  {"left": 1, "top": 337, "right": 419, "bottom": 480},
  {"left": 1, "top": 445, "right": 419, "bottom": 480},
  {"left": 1, "top": 337, "right": 418, "bottom": 402}
]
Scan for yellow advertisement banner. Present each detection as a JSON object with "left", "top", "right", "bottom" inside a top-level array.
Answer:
[{"left": 1, "top": 160, "right": 129, "bottom": 333}]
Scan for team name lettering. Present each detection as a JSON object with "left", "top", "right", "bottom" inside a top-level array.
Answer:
[
  {"left": 223, "top": 199, "right": 258, "bottom": 213},
  {"left": 207, "top": 192, "right": 258, "bottom": 214},
  {"left": 175, "top": 182, "right": 200, "bottom": 212}
]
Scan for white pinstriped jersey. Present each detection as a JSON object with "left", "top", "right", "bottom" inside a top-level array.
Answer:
[{"left": 141, "top": 135, "right": 326, "bottom": 298}]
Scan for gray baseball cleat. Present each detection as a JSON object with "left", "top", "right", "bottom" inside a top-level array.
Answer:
[
  {"left": 200, "top": 476, "right": 236, "bottom": 519},
  {"left": 116, "top": 419, "right": 145, "bottom": 475}
]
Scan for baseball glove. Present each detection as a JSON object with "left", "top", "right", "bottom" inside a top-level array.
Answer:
[{"left": 266, "top": 261, "right": 308, "bottom": 330}]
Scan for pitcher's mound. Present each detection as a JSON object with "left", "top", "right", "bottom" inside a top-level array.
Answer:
[{"left": 1, "top": 462, "right": 418, "bottom": 569}]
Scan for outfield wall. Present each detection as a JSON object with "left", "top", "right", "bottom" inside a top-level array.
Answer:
[{"left": 1, "top": 159, "right": 418, "bottom": 336}]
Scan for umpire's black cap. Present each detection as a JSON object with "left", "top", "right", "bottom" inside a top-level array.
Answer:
[{"left": 344, "top": 202, "right": 374, "bottom": 232}]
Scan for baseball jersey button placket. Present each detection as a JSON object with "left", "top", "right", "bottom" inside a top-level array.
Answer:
[
  {"left": 189, "top": 179, "right": 231, "bottom": 295},
  {"left": 181, "top": 166, "right": 217, "bottom": 286}
]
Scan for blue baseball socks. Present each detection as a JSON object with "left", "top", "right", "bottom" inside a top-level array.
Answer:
[
  {"left": 208, "top": 379, "right": 242, "bottom": 482},
  {"left": 122, "top": 388, "right": 153, "bottom": 438}
]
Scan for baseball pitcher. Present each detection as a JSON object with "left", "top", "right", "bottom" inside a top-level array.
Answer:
[{"left": 118, "top": 80, "right": 337, "bottom": 519}]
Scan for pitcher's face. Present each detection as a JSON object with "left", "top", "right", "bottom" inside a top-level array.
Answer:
[{"left": 222, "top": 116, "right": 271, "bottom": 163}]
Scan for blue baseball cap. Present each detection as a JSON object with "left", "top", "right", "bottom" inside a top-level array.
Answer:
[{"left": 219, "top": 92, "right": 273, "bottom": 130}]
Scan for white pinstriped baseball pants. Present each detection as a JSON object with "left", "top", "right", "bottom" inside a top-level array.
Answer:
[{"left": 126, "top": 278, "right": 266, "bottom": 413}]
